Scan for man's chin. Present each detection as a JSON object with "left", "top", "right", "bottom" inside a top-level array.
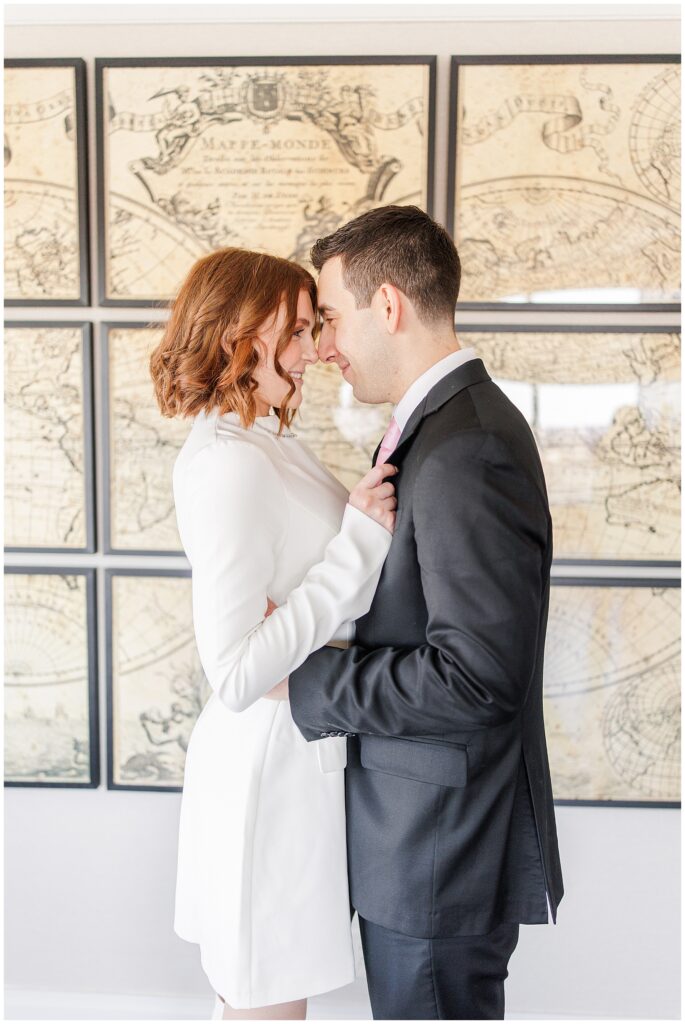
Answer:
[
  {"left": 349, "top": 382, "right": 375, "bottom": 405},
  {"left": 341, "top": 365, "right": 377, "bottom": 404}
]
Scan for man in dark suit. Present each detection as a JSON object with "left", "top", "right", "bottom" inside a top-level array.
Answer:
[{"left": 286, "top": 205, "right": 564, "bottom": 1019}]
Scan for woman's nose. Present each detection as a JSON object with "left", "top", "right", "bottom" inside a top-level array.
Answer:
[{"left": 302, "top": 335, "right": 318, "bottom": 364}]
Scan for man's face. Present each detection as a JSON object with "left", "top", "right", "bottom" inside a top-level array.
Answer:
[{"left": 316, "top": 256, "right": 392, "bottom": 404}]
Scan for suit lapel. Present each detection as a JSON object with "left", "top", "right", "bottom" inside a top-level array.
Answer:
[{"left": 372, "top": 358, "right": 491, "bottom": 467}]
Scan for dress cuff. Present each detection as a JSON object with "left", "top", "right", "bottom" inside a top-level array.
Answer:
[{"left": 341, "top": 500, "right": 394, "bottom": 542}]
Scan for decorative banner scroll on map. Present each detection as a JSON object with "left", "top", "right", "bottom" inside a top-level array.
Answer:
[
  {"left": 464, "top": 327, "right": 680, "bottom": 563},
  {"left": 449, "top": 57, "right": 680, "bottom": 307},
  {"left": 103, "top": 323, "right": 188, "bottom": 553},
  {"left": 96, "top": 58, "right": 434, "bottom": 303},
  {"left": 5, "top": 60, "right": 89, "bottom": 305},
  {"left": 4, "top": 569, "right": 98, "bottom": 787},
  {"left": 107, "top": 571, "right": 211, "bottom": 790},
  {"left": 544, "top": 580, "right": 680, "bottom": 805},
  {"left": 5, "top": 322, "right": 95, "bottom": 552}
]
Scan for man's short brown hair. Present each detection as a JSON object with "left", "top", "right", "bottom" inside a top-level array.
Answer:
[{"left": 310, "top": 205, "right": 460, "bottom": 324}]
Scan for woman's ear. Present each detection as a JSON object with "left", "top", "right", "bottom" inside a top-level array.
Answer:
[{"left": 252, "top": 336, "right": 269, "bottom": 365}]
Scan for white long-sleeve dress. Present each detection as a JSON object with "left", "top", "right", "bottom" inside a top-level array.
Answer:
[{"left": 172, "top": 407, "right": 392, "bottom": 1009}]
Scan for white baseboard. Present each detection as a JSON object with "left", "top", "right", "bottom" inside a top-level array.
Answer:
[
  {"left": 3, "top": 984, "right": 637, "bottom": 1020},
  {"left": 4, "top": 987, "right": 214, "bottom": 1020},
  {"left": 3, "top": 979, "right": 373, "bottom": 1020}
]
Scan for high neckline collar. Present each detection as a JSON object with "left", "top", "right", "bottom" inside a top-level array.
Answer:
[{"left": 216, "top": 410, "right": 294, "bottom": 435}]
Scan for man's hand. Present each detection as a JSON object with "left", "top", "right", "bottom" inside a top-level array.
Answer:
[{"left": 262, "top": 597, "right": 289, "bottom": 700}]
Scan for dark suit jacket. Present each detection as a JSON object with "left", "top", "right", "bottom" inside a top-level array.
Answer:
[{"left": 289, "top": 357, "right": 564, "bottom": 938}]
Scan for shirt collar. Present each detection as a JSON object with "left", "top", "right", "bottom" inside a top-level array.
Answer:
[{"left": 392, "top": 347, "right": 480, "bottom": 432}]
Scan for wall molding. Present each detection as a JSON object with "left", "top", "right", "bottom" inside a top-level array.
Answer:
[{"left": 4, "top": 3, "right": 681, "bottom": 27}]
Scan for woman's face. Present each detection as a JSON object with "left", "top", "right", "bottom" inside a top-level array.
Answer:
[{"left": 252, "top": 288, "right": 318, "bottom": 416}]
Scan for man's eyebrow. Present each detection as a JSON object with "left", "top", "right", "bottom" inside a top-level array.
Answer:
[{"left": 317, "top": 303, "right": 337, "bottom": 313}]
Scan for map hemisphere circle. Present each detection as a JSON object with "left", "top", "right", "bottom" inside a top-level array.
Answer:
[
  {"left": 5, "top": 178, "right": 80, "bottom": 301},
  {"left": 107, "top": 190, "right": 209, "bottom": 301},
  {"left": 457, "top": 175, "right": 680, "bottom": 302},
  {"left": 629, "top": 65, "right": 681, "bottom": 207}
]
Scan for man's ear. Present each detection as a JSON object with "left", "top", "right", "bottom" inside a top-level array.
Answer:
[{"left": 375, "top": 282, "right": 402, "bottom": 335}]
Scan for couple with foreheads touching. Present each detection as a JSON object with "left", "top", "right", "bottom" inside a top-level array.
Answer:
[{"left": 150, "top": 204, "right": 563, "bottom": 1021}]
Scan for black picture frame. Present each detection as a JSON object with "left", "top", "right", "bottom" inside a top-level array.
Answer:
[
  {"left": 100, "top": 320, "right": 185, "bottom": 555},
  {"left": 547, "top": 574, "right": 680, "bottom": 809},
  {"left": 456, "top": 323, "right": 681, "bottom": 569},
  {"left": 448, "top": 54, "right": 682, "bottom": 313},
  {"left": 95, "top": 55, "right": 437, "bottom": 306},
  {"left": 4, "top": 58, "right": 91, "bottom": 307},
  {"left": 4, "top": 566, "right": 100, "bottom": 789},
  {"left": 4, "top": 320, "right": 96, "bottom": 554},
  {"left": 105, "top": 566, "right": 193, "bottom": 793}
]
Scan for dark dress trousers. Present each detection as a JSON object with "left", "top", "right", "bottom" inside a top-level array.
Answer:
[{"left": 289, "top": 357, "right": 564, "bottom": 1015}]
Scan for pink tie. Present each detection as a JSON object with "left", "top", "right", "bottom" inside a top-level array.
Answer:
[{"left": 377, "top": 416, "right": 401, "bottom": 465}]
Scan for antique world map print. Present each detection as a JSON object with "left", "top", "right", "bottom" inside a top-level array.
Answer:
[
  {"left": 109, "top": 573, "right": 210, "bottom": 789},
  {"left": 544, "top": 582, "right": 680, "bottom": 804},
  {"left": 99, "top": 61, "right": 431, "bottom": 302},
  {"left": 5, "top": 572, "right": 94, "bottom": 785},
  {"left": 5, "top": 323, "right": 92, "bottom": 551},
  {"left": 5, "top": 63, "right": 85, "bottom": 302},
  {"left": 105, "top": 323, "right": 188, "bottom": 551},
  {"left": 465, "top": 328, "right": 680, "bottom": 562},
  {"left": 452, "top": 61, "right": 680, "bottom": 305}
]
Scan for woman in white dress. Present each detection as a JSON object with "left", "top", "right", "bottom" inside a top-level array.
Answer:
[{"left": 150, "top": 248, "right": 397, "bottom": 1020}]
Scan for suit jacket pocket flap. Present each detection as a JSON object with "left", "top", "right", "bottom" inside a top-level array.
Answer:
[{"left": 359, "top": 734, "right": 467, "bottom": 788}]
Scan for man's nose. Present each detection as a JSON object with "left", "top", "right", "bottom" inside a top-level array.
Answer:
[{"left": 317, "top": 326, "right": 339, "bottom": 364}]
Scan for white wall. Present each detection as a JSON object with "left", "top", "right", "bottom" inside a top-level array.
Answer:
[{"left": 4, "top": 5, "right": 681, "bottom": 1020}]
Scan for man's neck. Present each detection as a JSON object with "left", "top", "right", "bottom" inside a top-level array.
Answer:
[{"left": 390, "top": 335, "right": 461, "bottom": 405}]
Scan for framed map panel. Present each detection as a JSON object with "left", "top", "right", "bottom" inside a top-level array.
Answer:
[
  {"left": 102, "top": 321, "right": 190, "bottom": 553},
  {"left": 448, "top": 55, "right": 681, "bottom": 311},
  {"left": 106, "top": 568, "right": 211, "bottom": 791},
  {"left": 5, "top": 58, "right": 90, "bottom": 306},
  {"left": 459, "top": 325, "right": 680, "bottom": 566},
  {"left": 545, "top": 577, "right": 680, "bottom": 807},
  {"left": 4, "top": 567, "right": 99, "bottom": 787},
  {"left": 5, "top": 321, "right": 96, "bottom": 553},
  {"left": 293, "top": 361, "right": 394, "bottom": 490},
  {"left": 95, "top": 56, "right": 435, "bottom": 305}
]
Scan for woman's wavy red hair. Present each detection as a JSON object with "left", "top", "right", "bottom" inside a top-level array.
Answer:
[{"left": 150, "top": 247, "right": 318, "bottom": 433}]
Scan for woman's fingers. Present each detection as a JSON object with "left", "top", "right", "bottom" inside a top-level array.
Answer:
[
  {"left": 366, "top": 463, "right": 398, "bottom": 486},
  {"left": 348, "top": 461, "right": 399, "bottom": 533}
]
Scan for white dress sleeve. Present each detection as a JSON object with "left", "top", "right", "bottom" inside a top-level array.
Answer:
[{"left": 178, "top": 438, "right": 392, "bottom": 713}]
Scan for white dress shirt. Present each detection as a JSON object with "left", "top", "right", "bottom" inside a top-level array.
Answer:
[{"left": 392, "top": 346, "right": 480, "bottom": 432}]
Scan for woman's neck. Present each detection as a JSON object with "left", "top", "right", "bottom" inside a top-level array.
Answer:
[{"left": 254, "top": 395, "right": 271, "bottom": 417}]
